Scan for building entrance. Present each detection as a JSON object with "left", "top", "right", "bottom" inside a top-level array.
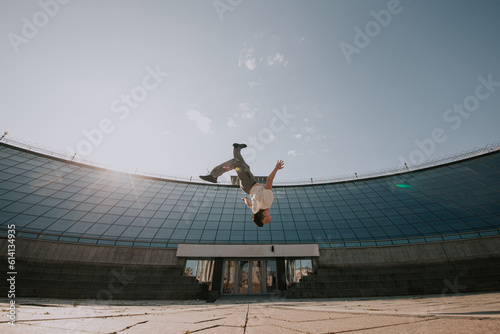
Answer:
[{"left": 222, "top": 259, "right": 277, "bottom": 294}]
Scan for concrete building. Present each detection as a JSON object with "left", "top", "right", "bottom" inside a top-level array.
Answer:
[{"left": 0, "top": 141, "right": 499, "bottom": 301}]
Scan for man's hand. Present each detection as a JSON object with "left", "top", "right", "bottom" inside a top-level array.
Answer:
[
  {"left": 241, "top": 197, "right": 252, "bottom": 209},
  {"left": 265, "top": 160, "right": 284, "bottom": 190},
  {"left": 275, "top": 160, "right": 284, "bottom": 170}
]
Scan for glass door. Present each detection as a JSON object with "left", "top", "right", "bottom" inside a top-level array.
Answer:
[
  {"left": 251, "top": 260, "right": 262, "bottom": 293},
  {"left": 266, "top": 260, "right": 277, "bottom": 293},
  {"left": 222, "top": 260, "right": 235, "bottom": 293},
  {"left": 237, "top": 261, "right": 249, "bottom": 293},
  {"left": 222, "top": 259, "right": 276, "bottom": 295}
]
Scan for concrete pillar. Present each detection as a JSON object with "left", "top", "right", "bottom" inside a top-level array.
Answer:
[
  {"left": 276, "top": 257, "right": 287, "bottom": 291},
  {"left": 205, "top": 258, "right": 224, "bottom": 302}
]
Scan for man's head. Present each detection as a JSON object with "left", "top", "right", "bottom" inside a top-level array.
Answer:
[{"left": 252, "top": 208, "right": 272, "bottom": 227}]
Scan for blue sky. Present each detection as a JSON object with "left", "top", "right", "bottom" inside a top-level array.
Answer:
[{"left": 1, "top": 0, "right": 499, "bottom": 183}]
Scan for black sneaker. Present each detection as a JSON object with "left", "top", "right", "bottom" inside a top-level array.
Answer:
[
  {"left": 199, "top": 174, "right": 218, "bottom": 183},
  {"left": 233, "top": 143, "right": 247, "bottom": 149}
]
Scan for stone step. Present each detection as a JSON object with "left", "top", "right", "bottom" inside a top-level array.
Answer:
[
  {"left": 18, "top": 278, "right": 203, "bottom": 291},
  {"left": 18, "top": 271, "right": 194, "bottom": 283},
  {"left": 19, "top": 288, "right": 204, "bottom": 300},
  {"left": 16, "top": 265, "right": 183, "bottom": 277}
]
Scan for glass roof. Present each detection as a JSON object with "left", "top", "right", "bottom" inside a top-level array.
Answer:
[{"left": 0, "top": 143, "right": 499, "bottom": 248}]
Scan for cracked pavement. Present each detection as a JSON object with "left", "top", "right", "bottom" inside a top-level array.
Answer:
[{"left": 1, "top": 292, "right": 499, "bottom": 333}]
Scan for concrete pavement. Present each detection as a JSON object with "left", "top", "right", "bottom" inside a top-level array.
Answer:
[{"left": 1, "top": 292, "right": 499, "bottom": 333}]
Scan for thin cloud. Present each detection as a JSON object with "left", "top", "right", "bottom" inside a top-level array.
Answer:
[
  {"left": 238, "top": 47, "right": 257, "bottom": 70},
  {"left": 238, "top": 102, "right": 257, "bottom": 119},
  {"left": 226, "top": 118, "right": 237, "bottom": 128},
  {"left": 266, "top": 52, "right": 285, "bottom": 66},
  {"left": 242, "top": 112, "right": 255, "bottom": 119},
  {"left": 288, "top": 149, "right": 303, "bottom": 157},
  {"left": 293, "top": 125, "right": 315, "bottom": 140},
  {"left": 239, "top": 46, "right": 288, "bottom": 70},
  {"left": 186, "top": 109, "right": 212, "bottom": 135},
  {"left": 248, "top": 81, "right": 260, "bottom": 89}
]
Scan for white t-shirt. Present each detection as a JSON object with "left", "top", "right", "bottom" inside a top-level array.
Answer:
[{"left": 249, "top": 183, "right": 273, "bottom": 213}]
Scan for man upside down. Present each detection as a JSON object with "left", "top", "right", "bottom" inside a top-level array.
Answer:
[{"left": 200, "top": 143, "right": 284, "bottom": 227}]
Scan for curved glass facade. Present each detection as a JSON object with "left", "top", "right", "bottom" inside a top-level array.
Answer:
[{"left": 1, "top": 143, "right": 499, "bottom": 248}]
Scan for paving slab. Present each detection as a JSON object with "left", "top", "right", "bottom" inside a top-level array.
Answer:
[{"left": 0, "top": 292, "right": 499, "bottom": 333}]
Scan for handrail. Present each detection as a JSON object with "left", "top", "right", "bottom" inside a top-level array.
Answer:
[
  {"left": 1, "top": 136, "right": 498, "bottom": 186},
  {"left": 1, "top": 226, "right": 498, "bottom": 249}
]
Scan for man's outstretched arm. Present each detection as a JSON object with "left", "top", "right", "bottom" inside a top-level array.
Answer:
[
  {"left": 241, "top": 197, "right": 252, "bottom": 209},
  {"left": 265, "top": 160, "right": 284, "bottom": 190}
]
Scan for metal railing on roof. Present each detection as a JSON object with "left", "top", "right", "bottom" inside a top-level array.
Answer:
[
  {"left": 1, "top": 135, "right": 498, "bottom": 186},
  {"left": 276, "top": 143, "right": 500, "bottom": 185},
  {"left": 1, "top": 226, "right": 499, "bottom": 249}
]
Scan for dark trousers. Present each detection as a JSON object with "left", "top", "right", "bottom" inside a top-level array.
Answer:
[{"left": 210, "top": 146, "right": 256, "bottom": 194}]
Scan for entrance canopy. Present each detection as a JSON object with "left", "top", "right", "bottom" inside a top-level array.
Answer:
[{"left": 176, "top": 244, "right": 319, "bottom": 258}]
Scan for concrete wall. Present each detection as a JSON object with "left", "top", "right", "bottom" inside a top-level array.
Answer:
[
  {"left": 3, "top": 237, "right": 499, "bottom": 300},
  {"left": 0, "top": 238, "right": 205, "bottom": 300},
  {"left": 1, "top": 238, "right": 183, "bottom": 266},
  {"left": 317, "top": 236, "right": 500, "bottom": 267},
  {"left": 177, "top": 243, "right": 320, "bottom": 258},
  {"left": 286, "top": 237, "right": 500, "bottom": 298}
]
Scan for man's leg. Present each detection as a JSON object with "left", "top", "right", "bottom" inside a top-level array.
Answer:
[
  {"left": 209, "top": 145, "right": 252, "bottom": 180},
  {"left": 200, "top": 143, "right": 255, "bottom": 189},
  {"left": 233, "top": 145, "right": 256, "bottom": 194},
  {"left": 210, "top": 158, "right": 238, "bottom": 179},
  {"left": 233, "top": 145, "right": 247, "bottom": 164}
]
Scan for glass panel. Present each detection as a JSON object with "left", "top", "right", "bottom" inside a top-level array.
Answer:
[
  {"left": 251, "top": 261, "right": 262, "bottom": 293},
  {"left": 237, "top": 261, "right": 249, "bottom": 294},
  {"left": 266, "top": 260, "right": 276, "bottom": 293},
  {"left": 298, "top": 259, "right": 313, "bottom": 280},
  {"left": 184, "top": 259, "right": 214, "bottom": 289},
  {"left": 223, "top": 260, "right": 235, "bottom": 294},
  {"left": 184, "top": 260, "right": 198, "bottom": 277},
  {"left": 286, "top": 259, "right": 313, "bottom": 285},
  {"left": 199, "top": 260, "right": 214, "bottom": 286},
  {"left": 286, "top": 259, "right": 295, "bottom": 288}
]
